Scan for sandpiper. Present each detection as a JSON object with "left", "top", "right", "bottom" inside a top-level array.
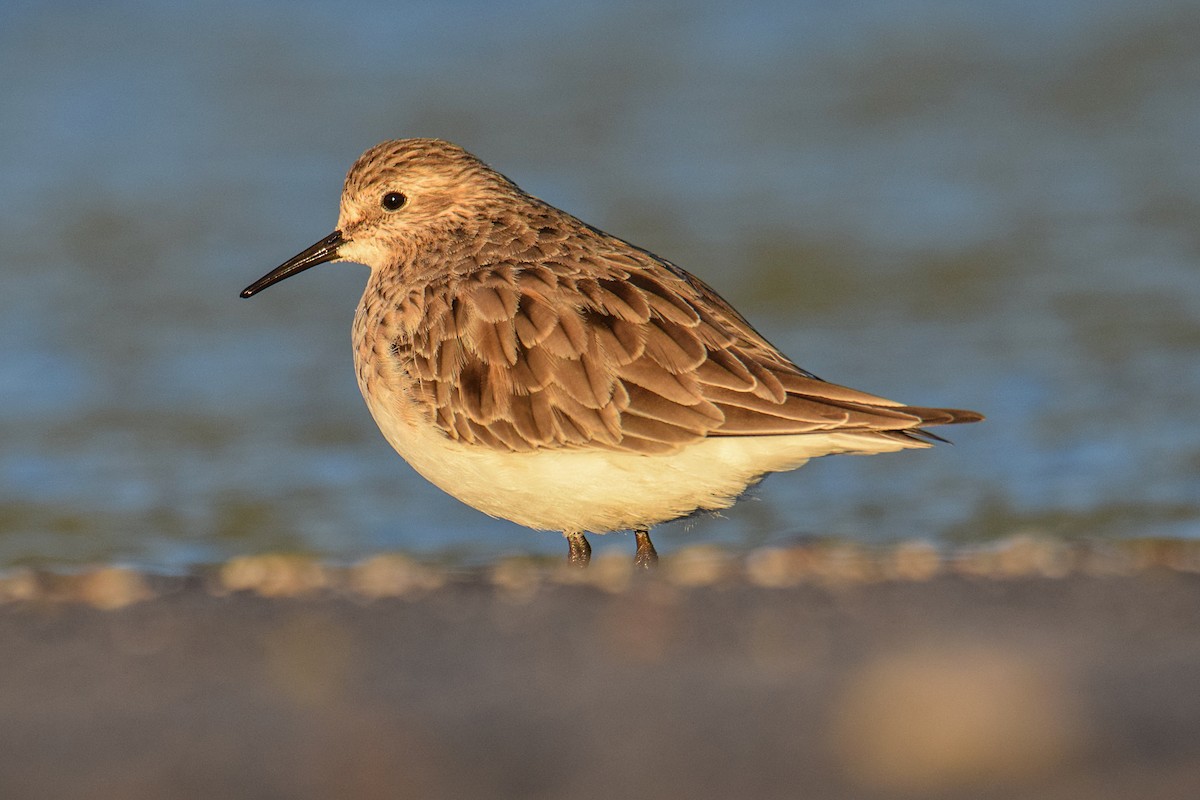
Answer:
[{"left": 242, "top": 139, "right": 982, "bottom": 567}]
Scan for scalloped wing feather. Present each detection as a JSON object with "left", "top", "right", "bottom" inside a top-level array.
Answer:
[{"left": 387, "top": 223, "right": 982, "bottom": 455}]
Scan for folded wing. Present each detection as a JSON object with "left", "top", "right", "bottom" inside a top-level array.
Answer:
[{"left": 393, "top": 224, "right": 983, "bottom": 455}]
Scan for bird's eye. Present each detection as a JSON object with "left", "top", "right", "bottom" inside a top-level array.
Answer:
[{"left": 381, "top": 191, "right": 407, "bottom": 211}]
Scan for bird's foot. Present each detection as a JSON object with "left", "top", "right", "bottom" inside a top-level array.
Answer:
[
  {"left": 566, "top": 531, "right": 591, "bottom": 568},
  {"left": 634, "top": 528, "right": 659, "bottom": 569}
]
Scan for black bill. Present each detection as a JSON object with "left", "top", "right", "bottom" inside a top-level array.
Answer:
[{"left": 240, "top": 230, "right": 345, "bottom": 298}]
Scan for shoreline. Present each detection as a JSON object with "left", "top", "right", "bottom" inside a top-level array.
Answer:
[{"left": 2, "top": 534, "right": 1198, "bottom": 608}]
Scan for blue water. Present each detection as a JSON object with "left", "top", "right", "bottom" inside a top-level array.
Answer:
[{"left": 2, "top": 0, "right": 1199, "bottom": 567}]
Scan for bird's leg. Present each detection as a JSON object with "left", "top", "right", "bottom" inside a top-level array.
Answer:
[
  {"left": 566, "top": 531, "right": 591, "bottom": 568},
  {"left": 634, "top": 528, "right": 659, "bottom": 569}
]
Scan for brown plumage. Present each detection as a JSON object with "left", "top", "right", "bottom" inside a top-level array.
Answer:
[{"left": 242, "top": 138, "right": 983, "bottom": 567}]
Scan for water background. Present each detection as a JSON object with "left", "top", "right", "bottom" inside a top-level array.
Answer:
[{"left": 3, "top": 0, "right": 1199, "bottom": 568}]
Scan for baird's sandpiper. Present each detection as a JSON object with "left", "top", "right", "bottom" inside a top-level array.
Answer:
[{"left": 241, "top": 139, "right": 983, "bottom": 567}]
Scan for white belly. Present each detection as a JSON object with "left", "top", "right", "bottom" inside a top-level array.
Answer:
[{"left": 359, "top": 380, "right": 914, "bottom": 534}]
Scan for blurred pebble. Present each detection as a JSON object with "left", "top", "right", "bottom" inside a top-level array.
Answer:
[
  {"left": 491, "top": 557, "right": 542, "bottom": 601},
  {"left": 73, "top": 567, "right": 154, "bottom": 610},
  {"left": 218, "top": 554, "right": 330, "bottom": 597},
  {"left": 952, "top": 535, "right": 1072, "bottom": 579},
  {"left": 745, "top": 547, "right": 803, "bottom": 588},
  {"left": 1003, "top": 534, "right": 1071, "bottom": 578},
  {"left": 665, "top": 545, "right": 732, "bottom": 587},
  {"left": 996, "top": 534, "right": 1072, "bottom": 578},
  {"left": 349, "top": 554, "right": 444, "bottom": 598},
  {"left": 812, "top": 543, "right": 879, "bottom": 587},
  {"left": 883, "top": 540, "right": 942, "bottom": 581},
  {"left": 0, "top": 567, "right": 40, "bottom": 603},
  {"left": 829, "top": 643, "right": 1083, "bottom": 792}
]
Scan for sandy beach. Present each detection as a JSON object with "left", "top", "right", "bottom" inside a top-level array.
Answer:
[{"left": 2, "top": 543, "right": 1199, "bottom": 799}]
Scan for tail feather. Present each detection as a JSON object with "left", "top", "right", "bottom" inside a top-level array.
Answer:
[
  {"left": 904, "top": 406, "right": 986, "bottom": 427},
  {"left": 890, "top": 405, "right": 984, "bottom": 446}
]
